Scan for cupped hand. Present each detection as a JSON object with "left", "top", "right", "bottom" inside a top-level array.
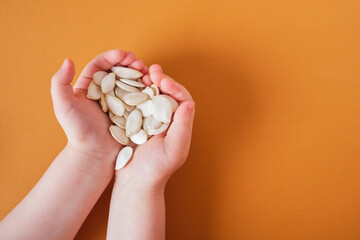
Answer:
[
  {"left": 115, "top": 64, "right": 195, "bottom": 191},
  {"left": 51, "top": 49, "right": 148, "bottom": 159}
]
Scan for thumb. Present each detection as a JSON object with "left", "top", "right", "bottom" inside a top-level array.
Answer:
[
  {"left": 51, "top": 59, "right": 75, "bottom": 108},
  {"left": 164, "top": 100, "right": 195, "bottom": 164}
]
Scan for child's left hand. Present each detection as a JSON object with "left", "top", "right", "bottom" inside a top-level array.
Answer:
[{"left": 51, "top": 49, "right": 148, "bottom": 160}]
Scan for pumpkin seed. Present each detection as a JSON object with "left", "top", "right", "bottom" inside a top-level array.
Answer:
[
  {"left": 151, "top": 95, "right": 172, "bottom": 123},
  {"left": 116, "top": 80, "right": 140, "bottom": 93},
  {"left": 120, "top": 78, "right": 145, "bottom": 88},
  {"left": 121, "top": 92, "right": 149, "bottom": 106},
  {"left": 125, "top": 109, "right": 142, "bottom": 137},
  {"left": 130, "top": 129, "right": 148, "bottom": 145},
  {"left": 115, "top": 146, "right": 133, "bottom": 170},
  {"left": 93, "top": 71, "right": 107, "bottom": 86},
  {"left": 87, "top": 81, "right": 102, "bottom": 100},
  {"left": 109, "top": 125, "right": 129, "bottom": 145},
  {"left": 111, "top": 66, "right": 143, "bottom": 79},
  {"left": 106, "top": 95, "right": 125, "bottom": 116},
  {"left": 101, "top": 73, "right": 116, "bottom": 94}
]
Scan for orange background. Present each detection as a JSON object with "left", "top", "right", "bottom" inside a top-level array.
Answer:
[{"left": 1, "top": 0, "right": 360, "bottom": 239}]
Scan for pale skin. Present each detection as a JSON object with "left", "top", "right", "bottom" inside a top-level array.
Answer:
[{"left": 0, "top": 49, "right": 195, "bottom": 240}]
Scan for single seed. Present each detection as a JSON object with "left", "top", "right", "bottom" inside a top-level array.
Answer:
[
  {"left": 148, "top": 123, "right": 170, "bottom": 135},
  {"left": 120, "top": 78, "right": 145, "bottom": 88},
  {"left": 151, "top": 84, "right": 160, "bottom": 96},
  {"left": 115, "top": 86, "right": 130, "bottom": 98},
  {"left": 108, "top": 89, "right": 116, "bottom": 97},
  {"left": 115, "top": 146, "right": 133, "bottom": 170},
  {"left": 101, "top": 73, "right": 116, "bottom": 94},
  {"left": 151, "top": 95, "right": 172, "bottom": 123},
  {"left": 162, "top": 95, "right": 178, "bottom": 113},
  {"left": 130, "top": 129, "right": 148, "bottom": 145},
  {"left": 136, "top": 100, "right": 152, "bottom": 117},
  {"left": 143, "top": 118, "right": 150, "bottom": 132},
  {"left": 123, "top": 111, "right": 130, "bottom": 119},
  {"left": 112, "top": 116, "right": 126, "bottom": 129},
  {"left": 100, "top": 94, "right": 108, "bottom": 112},
  {"left": 142, "top": 87, "right": 155, "bottom": 99},
  {"left": 93, "top": 71, "right": 107, "bottom": 86},
  {"left": 116, "top": 80, "right": 140, "bottom": 93},
  {"left": 109, "top": 111, "right": 115, "bottom": 119},
  {"left": 111, "top": 66, "right": 143, "bottom": 79},
  {"left": 124, "top": 103, "right": 135, "bottom": 111},
  {"left": 125, "top": 109, "right": 142, "bottom": 137},
  {"left": 145, "top": 115, "right": 163, "bottom": 130},
  {"left": 121, "top": 92, "right": 149, "bottom": 106},
  {"left": 87, "top": 81, "right": 102, "bottom": 100},
  {"left": 106, "top": 95, "right": 125, "bottom": 116},
  {"left": 109, "top": 125, "right": 129, "bottom": 145}
]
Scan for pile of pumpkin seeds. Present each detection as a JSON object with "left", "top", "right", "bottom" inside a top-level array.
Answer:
[{"left": 87, "top": 66, "right": 178, "bottom": 170}]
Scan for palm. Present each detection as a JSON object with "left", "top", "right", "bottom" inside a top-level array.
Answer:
[
  {"left": 58, "top": 92, "right": 120, "bottom": 154},
  {"left": 119, "top": 135, "right": 173, "bottom": 187}
]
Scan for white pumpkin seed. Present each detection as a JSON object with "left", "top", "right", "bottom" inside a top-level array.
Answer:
[
  {"left": 108, "top": 89, "right": 116, "bottom": 97},
  {"left": 109, "top": 111, "right": 115, "bottom": 119},
  {"left": 115, "top": 146, "right": 133, "bottom": 170},
  {"left": 87, "top": 81, "right": 102, "bottom": 100},
  {"left": 101, "top": 73, "right": 116, "bottom": 94},
  {"left": 142, "top": 87, "right": 155, "bottom": 99},
  {"left": 123, "top": 111, "right": 130, "bottom": 119},
  {"left": 115, "top": 86, "right": 130, "bottom": 98},
  {"left": 136, "top": 78, "right": 144, "bottom": 91},
  {"left": 125, "top": 109, "right": 142, "bottom": 137},
  {"left": 100, "top": 94, "right": 108, "bottom": 112},
  {"left": 151, "top": 95, "right": 172, "bottom": 123},
  {"left": 143, "top": 118, "right": 150, "bottom": 132},
  {"left": 116, "top": 80, "right": 140, "bottom": 93},
  {"left": 151, "top": 84, "right": 160, "bottom": 96},
  {"left": 109, "top": 125, "right": 129, "bottom": 145},
  {"left": 124, "top": 103, "right": 135, "bottom": 111},
  {"left": 120, "top": 78, "right": 145, "bottom": 88},
  {"left": 111, "top": 66, "right": 143, "bottom": 79},
  {"left": 130, "top": 129, "right": 148, "bottom": 145},
  {"left": 145, "top": 115, "right": 163, "bottom": 130},
  {"left": 106, "top": 95, "right": 125, "bottom": 116},
  {"left": 148, "top": 123, "right": 170, "bottom": 135},
  {"left": 112, "top": 116, "right": 126, "bottom": 129},
  {"left": 93, "top": 71, "right": 107, "bottom": 86},
  {"left": 136, "top": 100, "right": 152, "bottom": 117},
  {"left": 121, "top": 92, "right": 149, "bottom": 106},
  {"left": 161, "top": 95, "right": 178, "bottom": 113}
]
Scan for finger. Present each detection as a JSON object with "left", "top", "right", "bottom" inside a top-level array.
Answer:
[
  {"left": 118, "top": 51, "right": 136, "bottom": 66},
  {"left": 128, "top": 59, "right": 145, "bottom": 72},
  {"left": 149, "top": 64, "right": 163, "bottom": 86},
  {"left": 159, "top": 77, "right": 193, "bottom": 102},
  {"left": 141, "top": 65, "right": 149, "bottom": 75},
  {"left": 74, "top": 49, "right": 126, "bottom": 90},
  {"left": 149, "top": 64, "right": 163, "bottom": 73},
  {"left": 141, "top": 74, "right": 152, "bottom": 86},
  {"left": 51, "top": 59, "right": 75, "bottom": 107},
  {"left": 165, "top": 100, "right": 195, "bottom": 162}
]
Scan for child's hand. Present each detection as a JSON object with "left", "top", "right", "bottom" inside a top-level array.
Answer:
[
  {"left": 115, "top": 64, "right": 195, "bottom": 191},
  {"left": 51, "top": 49, "right": 148, "bottom": 159}
]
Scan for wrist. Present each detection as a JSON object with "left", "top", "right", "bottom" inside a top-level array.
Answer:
[
  {"left": 113, "top": 175, "right": 167, "bottom": 195},
  {"left": 63, "top": 142, "right": 118, "bottom": 178}
]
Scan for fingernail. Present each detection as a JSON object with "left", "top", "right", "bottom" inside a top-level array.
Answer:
[
  {"left": 187, "top": 101, "right": 195, "bottom": 111},
  {"left": 61, "top": 59, "right": 68, "bottom": 69}
]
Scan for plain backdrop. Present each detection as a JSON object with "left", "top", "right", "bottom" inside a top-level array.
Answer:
[{"left": 1, "top": 0, "right": 360, "bottom": 239}]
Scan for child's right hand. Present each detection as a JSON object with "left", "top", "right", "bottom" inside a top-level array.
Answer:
[
  {"left": 114, "top": 64, "right": 195, "bottom": 192},
  {"left": 51, "top": 49, "right": 148, "bottom": 160}
]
